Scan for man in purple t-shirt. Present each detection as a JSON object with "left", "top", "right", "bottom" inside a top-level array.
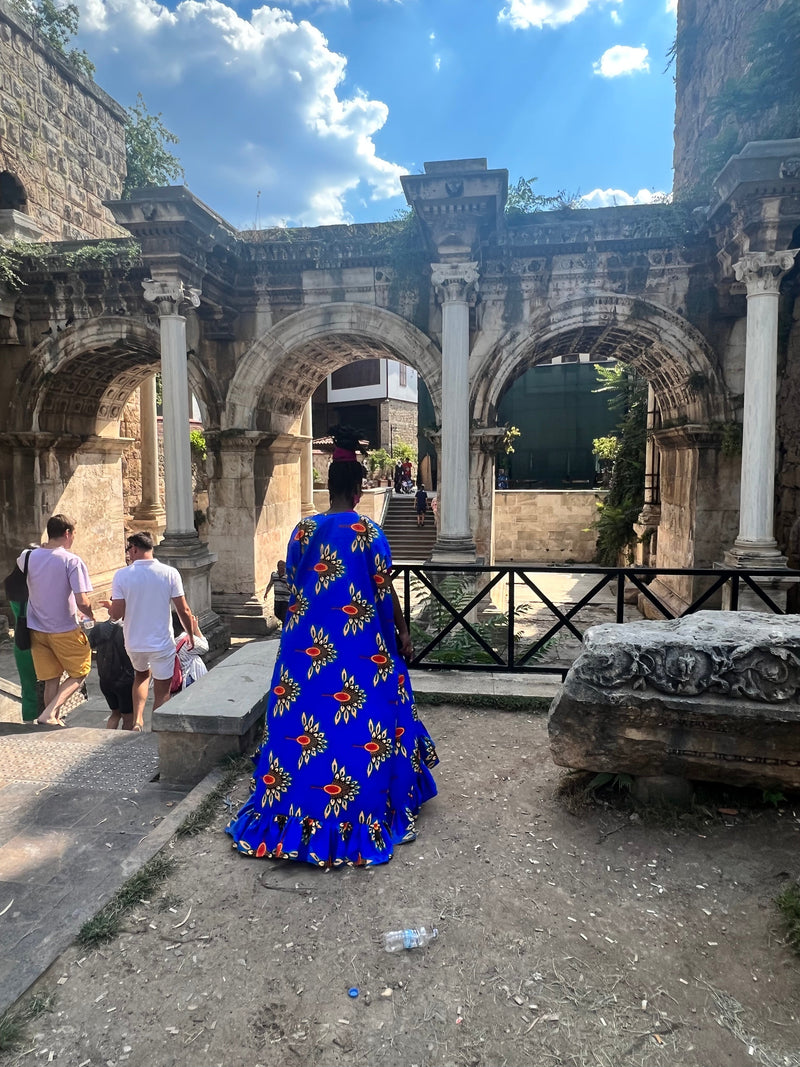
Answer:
[{"left": 19, "top": 514, "right": 95, "bottom": 726}]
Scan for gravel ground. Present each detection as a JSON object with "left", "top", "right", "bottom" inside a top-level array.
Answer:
[{"left": 3, "top": 704, "right": 800, "bottom": 1067}]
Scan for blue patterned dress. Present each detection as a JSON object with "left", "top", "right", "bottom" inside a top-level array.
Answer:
[{"left": 225, "top": 511, "right": 438, "bottom": 867}]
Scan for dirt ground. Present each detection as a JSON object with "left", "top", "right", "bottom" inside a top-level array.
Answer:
[{"left": 4, "top": 704, "right": 800, "bottom": 1067}]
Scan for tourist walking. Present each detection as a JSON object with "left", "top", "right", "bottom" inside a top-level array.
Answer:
[
  {"left": 4, "top": 545, "right": 41, "bottom": 722},
  {"left": 264, "top": 560, "right": 290, "bottom": 625},
  {"left": 19, "top": 514, "right": 94, "bottom": 727},
  {"left": 226, "top": 426, "right": 438, "bottom": 867},
  {"left": 102, "top": 532, "right": 194, "bottom": 732},
  {"left": 414, "top": 483, "right": 428, "bottom": 527}
]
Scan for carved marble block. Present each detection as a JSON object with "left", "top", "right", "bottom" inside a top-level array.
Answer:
[{"left": 548, "top": 611, "right": 800, "bottom": 790}]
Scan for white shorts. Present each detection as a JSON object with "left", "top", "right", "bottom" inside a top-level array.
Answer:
[{"left": 128, "top": 648, "right": 176, "bottom": 681}]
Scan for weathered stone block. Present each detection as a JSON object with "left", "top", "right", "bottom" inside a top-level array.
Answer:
[
  {"left": 153, "top": 640, "right": 276, "bottom": 788},
  {"left": 548, "top": 611, "right": 800, "bottom": 790}
]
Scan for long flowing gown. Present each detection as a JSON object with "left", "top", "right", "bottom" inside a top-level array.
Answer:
[{"left": 225, "top": 511, "right": 438, "bottom": 867}]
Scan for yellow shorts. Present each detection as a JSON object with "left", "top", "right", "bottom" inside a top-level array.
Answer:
[{"left": 30, "top": 628, "right": 92, "bottom": 681}]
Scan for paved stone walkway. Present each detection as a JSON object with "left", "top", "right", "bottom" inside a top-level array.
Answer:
[{"left": 0, "top": 719, "right": 197, "bottom": 1015}]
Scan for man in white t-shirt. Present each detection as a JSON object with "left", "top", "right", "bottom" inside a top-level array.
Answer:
[
  {"left": 19, "top": 513, "right": 95, "bottom": 726},
  {"left": 102, "top": 531, "right": 194, "bottom": 732}
]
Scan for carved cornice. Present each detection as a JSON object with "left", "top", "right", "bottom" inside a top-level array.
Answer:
[
  {"left": 652, "top": 424, "right": 723, "bottom": 451},
  {"left": 732, "top": 250, "right": 799, "bottom": 294},
  {"left": 431, "top": 262, "right": 479, "bottom": 305},
  {"left": 142, "top": 279, "right": 202, "bottom": 316}
]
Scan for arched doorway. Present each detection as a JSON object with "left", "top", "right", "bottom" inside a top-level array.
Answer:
[
  {"left": 1, "top": 317, "right": 221, "bottom": 600},
  {"left": 472, "top": 294, "right": 735, "bottom": 605},
  {"left": 216, "top": 304, "right": 442, "bottom": 632}
]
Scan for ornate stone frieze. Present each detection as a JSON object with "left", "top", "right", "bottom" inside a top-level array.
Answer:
[
  {"left": 142, "top": 279, "right": 202, "bottom": 316},
  {"left": 732, "top": 250, "right": 799, "bottom": 293},
  {"left": 431, "top": 262, "right": 479, "bottom": 305},
  {"left": 574, "top": 612, "right": 800, "bottom": 703}
]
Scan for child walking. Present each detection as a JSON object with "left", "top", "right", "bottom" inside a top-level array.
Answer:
[{"left": 87, "top": 620, "right": 136, "bottom": 730}]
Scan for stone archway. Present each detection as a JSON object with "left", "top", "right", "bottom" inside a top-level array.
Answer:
[
  {"left": 1, "top": 316, "right": 225, "bottom": 596},
  {"left": 471, "top": 293, "right": 737, "bottom": 587},
  {"left": 473, "top": 293, "right": 730, "bottom": 426},
  {"left": 225, "top": 303, "right": 443, "bottom": 433},
  {"left": 210, "top": 304, "right": 443, "bottom": 631}
]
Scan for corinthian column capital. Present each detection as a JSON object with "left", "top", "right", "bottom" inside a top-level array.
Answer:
[
  {"left": 733, "top": 250, "right": 799, "bottom": 294},
  {"left": 142, "top": 278, "right": 202, "bottom": 315},
  {"left": 431, "top": 262, "right": 479, "bottom": 305}
]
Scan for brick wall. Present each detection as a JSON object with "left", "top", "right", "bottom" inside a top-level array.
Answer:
[{"left": 0, "top": 0, "right": 127, "bottom": 240}]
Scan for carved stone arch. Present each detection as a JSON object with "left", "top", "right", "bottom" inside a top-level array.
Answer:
[
  {"left": 14, "top": 317, "right": 223, "bottom": 436},
  {"left": 17, "top": 317, "right": 161, "bottom": 436},
  {"left": 224, "top": 303, "right": 443, "bottom": 432},
  {"left": 472, "top": 293, "right": 731, "bottom": 427}
]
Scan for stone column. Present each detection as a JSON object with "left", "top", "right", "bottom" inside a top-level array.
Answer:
[
  {"left": 142, "top": 279, "right": 198, "bottom": 539},
  {"left": 131, "top": 373, "right": 165, "bottom": 528},
  {"left": 431, "top": 262, "right": 478, "bottom": 563},
  {"left": 726, "top": 250, "right": 798, "bottom": 564},
  {"left": 142, "top": 278, "right": 228, "bottom": 654},
  {"left": 300, "top": 399, "right": 315, "bottom": 517}
]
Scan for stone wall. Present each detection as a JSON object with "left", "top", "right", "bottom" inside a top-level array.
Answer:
[
  {"left": 379, "top": 397, "right": 417, "bottom": 456},
  {"left": 0, "top": 0, "right": 127, "bottom": 241},
  {"left": 493, "top": 490, "right": 606, "bottom": 563},
  {"left": 672, "top": 0, "right": 776, "bottom": 195}
]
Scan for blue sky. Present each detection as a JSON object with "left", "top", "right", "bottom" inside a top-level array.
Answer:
[{"left": 76, "top": 0, "right": 678, "bottom": 230}]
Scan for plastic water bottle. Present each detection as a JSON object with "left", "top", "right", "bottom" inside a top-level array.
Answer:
[{"left": 382, "top": 926, "right": 438, "bottom": 953}]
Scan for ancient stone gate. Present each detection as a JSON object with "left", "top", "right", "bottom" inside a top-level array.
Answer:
[{"left": 2, "top": 0, "right": 800, "bottom": 642}]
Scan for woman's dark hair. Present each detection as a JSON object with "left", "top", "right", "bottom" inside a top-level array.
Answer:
[{"left": 329, "top": 425, "right": 367, "bottom": 500}]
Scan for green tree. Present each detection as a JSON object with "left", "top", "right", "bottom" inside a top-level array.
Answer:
[
  {"left": 505, "top": 177, "right": 582, "bottom": 216},
  {"left": 10, "top": 0, "right": 94, "bottom": 75},
  {"left": 592, "top": 363, "right": 647, "bottom": 565},
  {"left": 123, "top": 94, "right": 184, "bottom": 197}
]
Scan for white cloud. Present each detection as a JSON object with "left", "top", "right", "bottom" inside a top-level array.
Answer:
[
  {"left": 498, "top": 0, "right": 621, "bottom": 30},
  {"left": 77, "top": 0, "right": 405, "bottom": 226},
  {"left": 579, "top": 187, "right": 670, "bottom": 208},
  {"left": 665, "top": 0, "right": 677, "bottom": 12},
  {"left": 593, "top": 44, "right": 649, "bottom": 77}
]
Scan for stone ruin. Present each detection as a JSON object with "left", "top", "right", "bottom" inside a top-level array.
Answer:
[{"left": 548, "top": 611, "right": 800, "bottom": 792}]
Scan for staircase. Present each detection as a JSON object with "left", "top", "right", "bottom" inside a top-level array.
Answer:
[{"left": 381, "top": 494, "right": 437, "bottom": 562}]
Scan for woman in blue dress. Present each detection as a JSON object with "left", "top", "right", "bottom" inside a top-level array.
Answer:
[{"left": 226, "top": 428, "right": 438, "bottom": 867}]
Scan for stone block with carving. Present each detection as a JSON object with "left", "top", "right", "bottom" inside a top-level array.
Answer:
[{"left": 548, "top": 611, "right": 800, "bottom": 790}]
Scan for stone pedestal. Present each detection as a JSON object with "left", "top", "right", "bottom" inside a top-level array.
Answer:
[{"left": 548, "top": 611, "right": 800, "bottom": 791}]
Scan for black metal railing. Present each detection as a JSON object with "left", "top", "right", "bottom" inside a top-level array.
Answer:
[{"left": 391, "top": 564, "right": 798, "bottom": 678}]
